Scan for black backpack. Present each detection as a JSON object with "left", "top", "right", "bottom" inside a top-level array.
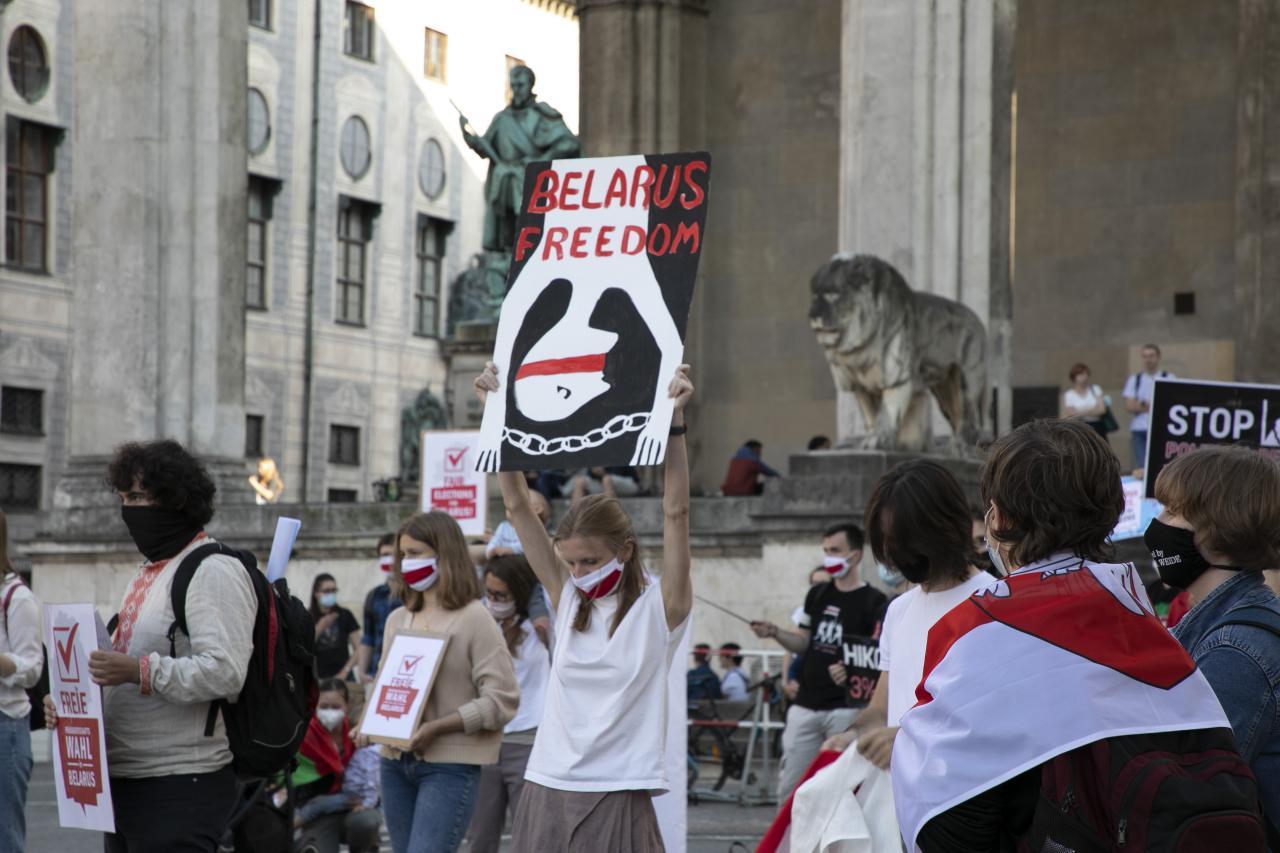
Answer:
[
  {"left": 109, "top": 543, "right": 318, "bottom": 779},
  {"left": 1025, "top": 727, "right": 1266, "bottom": 852}
]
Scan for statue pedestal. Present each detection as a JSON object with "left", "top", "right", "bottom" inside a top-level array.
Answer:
[
  {"left": 757, "top": 450, "right": 982, "bottom": 524},
  {"left": 443, "top": 321, "right": 497, "bottom": 429}
]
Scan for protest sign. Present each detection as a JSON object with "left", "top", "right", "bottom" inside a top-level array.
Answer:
[
  {"left": 1112, "top": 476, "right": 1162, "bottom": 541},
  {"left": 265, "top": 516, "right": 301, "bottom": 582},
  {"left": 476, "top": 151, "right": 712, "bottom": 473},
  {"left": 357, "top": 631, "right": 450, "bottom": 749},
  {"left": 1145, "top": 378, "right": 1280, "bottom": 497},
  {"left": 44, "top": 603, "right": 115, "bottom": 832},
  {"left": 420, "top": 431, "right": 486, "bottom": 537}
]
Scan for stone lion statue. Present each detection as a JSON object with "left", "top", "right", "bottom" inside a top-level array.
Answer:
[{"left": 809, "top": 253, "right": 987, "bottom": 451}]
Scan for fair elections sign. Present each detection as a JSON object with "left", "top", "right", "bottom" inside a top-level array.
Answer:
[
  {"left": 358, "top": 631, "right": 450, "bottom": 750},
  {"left": 1145, "top": 378, "right": 1280, "bottom": 497},
  {"left": 44, "top": 603, "right": 115, "bottom": 832},
  {"left": 476, "top": 152, "right": 711, "bottom": 473},
  {"left": 420, "top": 431, "right": 486, "bottom": 537}
]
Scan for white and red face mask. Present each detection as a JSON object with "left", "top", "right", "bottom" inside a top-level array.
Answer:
[
  {"left": 379, "top": 554, "right": 394, "bottom": 574},
  {"left": 401, "top": 557, "right": 439, "bottom": 592},
  {"left": 570, "top": 557, "right": 624, "bottom": 600},
  {"left": 823, "top": 554, "right": 852, "bottom": 580}
]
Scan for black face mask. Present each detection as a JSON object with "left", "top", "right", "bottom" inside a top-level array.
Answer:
[
  {"left": 1143, "top": 518, "right": 1236, "bottom": 590},
  {"left": 886, "top": 548, "right": 931, "bottom": 584},
  {"left": 120, "top": 506, "right": 202, "bottom": 562}
]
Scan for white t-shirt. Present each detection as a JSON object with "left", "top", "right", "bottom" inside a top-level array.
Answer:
[
  {"left": 1122, "top": 370, "right": 1173, "bottom": 432},
  {"left": 1063, "top": 385, "right": 1104, "bottom": 422},
  {"left": 524, "top": 580, "right": 689, "bottom": 793},
  {"left": 878, "top": 572, "right": 994, "bottom": 726},
  {"left": 506, "top": 620, "right": 550, "bottom": 734}
]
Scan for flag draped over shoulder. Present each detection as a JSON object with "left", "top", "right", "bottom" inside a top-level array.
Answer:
[{"left": 892, "top": 554, "right": 1230, "bottom": 851}]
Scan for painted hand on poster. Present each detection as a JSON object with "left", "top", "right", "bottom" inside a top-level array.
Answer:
[{"left": 474, "top": 152, "right": 711, "bottom": 472}]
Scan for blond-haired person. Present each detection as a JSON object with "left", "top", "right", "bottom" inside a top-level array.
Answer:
[
  {"left": 373, "top": 511, "right": 518, "bottom": 853},
  {"left": 1149, "top": 446, "right": 1280, "bottom": 837}
]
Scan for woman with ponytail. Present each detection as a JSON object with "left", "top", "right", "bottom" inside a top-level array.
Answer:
[
  {"left": 474, "top": 362, "right": 694, "bottom": 853},
  {"left": 371, "top": 511, "right": 518, "bottom": 853}
]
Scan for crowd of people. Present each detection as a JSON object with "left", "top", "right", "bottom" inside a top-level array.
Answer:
[{"left": 4, "top": 348, "right": 1280, "bottom": 853}]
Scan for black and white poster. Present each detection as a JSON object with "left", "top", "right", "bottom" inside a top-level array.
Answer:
[
  {"left": 1144, "top": 378, "right": 1280, "bottom": 497},
  {"left": 476, "top": 152, "right": 712, "bottom": 472}
]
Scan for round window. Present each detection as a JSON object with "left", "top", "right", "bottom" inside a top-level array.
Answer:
[
  {"left": 419, "top": 138, "right": 446, "bottom": 199},
  {"left": 340, "top": 116, "right": 371, "bottom": 180},
  {"left": 8, "top": 26, "right": 48, "bottom": 104},
  {"left": 247, "top": 88, "right": 271, "bottom": 155}
]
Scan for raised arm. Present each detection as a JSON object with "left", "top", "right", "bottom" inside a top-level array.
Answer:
[
  {"left": 661, "top": 365, "right": 694, "bottom": 630},
  {"left": 476, "top": 363, "right": 569, "bottom": 607}
]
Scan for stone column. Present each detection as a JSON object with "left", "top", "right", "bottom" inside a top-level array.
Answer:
[
  {"left": 56, "top": 0, "right": 249, "bottom": 509},
  {"left": 1235, "top": 0, "right": 1280, "bottom": 384},
  {"left": 838, "top": 0, "right": 1016, "bottom": 437}
]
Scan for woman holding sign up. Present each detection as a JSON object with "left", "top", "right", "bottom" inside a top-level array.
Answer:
[
  {"left": 475, "top": 362, "right": 694, "bottom": 852},
  {"left": 371, "top": 511, "right": 518, "bottom": 853}
]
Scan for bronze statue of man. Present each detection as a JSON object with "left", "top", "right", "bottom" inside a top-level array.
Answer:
[{"left": 460, "top": 64, "right": 580, "bottom": 253}]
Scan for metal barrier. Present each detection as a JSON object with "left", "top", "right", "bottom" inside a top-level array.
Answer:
[{"left": 686, "top": 648, "right": 787, "bottom": 806}]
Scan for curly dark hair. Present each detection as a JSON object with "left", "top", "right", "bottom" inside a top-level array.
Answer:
[
  {"left": 106, "top": 440, "right": 217, "bottom": 526},
  {"left": 980, "top": 419, "right": 1123, "bottom": 567}
]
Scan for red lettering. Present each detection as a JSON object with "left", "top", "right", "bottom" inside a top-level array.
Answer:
[
  {"left": 560, "top": 171, "right": 583, "bottom": 211},
  {"left": 528, "top": 170, "right": 559, "bottom": 213},
  {"left": 569, "top": 226, "right": 589, "bottom": 258},
  {"left": 652, "top": 163, "right": 681, "bottom": 209},
  {"left": 647, "top": 222, "right": 672, "bottom": 255},
  {"left": 672, "top": 221, "right": 700, "bottom": 254},
  {"left": 604, "top": 169, "right": 628, "bottom": 207},
  {"left": 514, "top": 227, "right": 540, "bottom": 262},
  {"left": 581, "top": 170, "right": 603, "bottom": 209},
  {"left": 630, "top": 166, "right": 655, "bottom": 208},
  {"left": 681, "top": 159, "right": 708, "bottom": 210},
  {"left": 621, "top": 225, "right": 647, "bottom": 254},
  {"left": 594, "top": 226, "right": 616, "bottom": 257},
  {"left": 542, "top": 227, "right": 568, "bottom": 260}
]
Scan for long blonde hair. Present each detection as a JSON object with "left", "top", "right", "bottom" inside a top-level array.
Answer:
[
  {"left": 554, "top": 495, "right": 646, "bottom": 637},
  {"left": 393, "top": 511, "right": 482, "bottom": 611},
  {"left": 0, "top": 509, "right": 13, "bottom": 581}
]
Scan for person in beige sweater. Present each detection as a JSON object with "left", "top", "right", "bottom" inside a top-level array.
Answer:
[{"left": 372, "top": 511, "right": 518, "bottom": 853}]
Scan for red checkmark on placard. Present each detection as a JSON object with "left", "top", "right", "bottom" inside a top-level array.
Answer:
[
  {"left": 446, "top": 448, "right": 467, "bottom": 469},
  {"left": 54, "top": 623, "right": 80, "bottom": 682}
]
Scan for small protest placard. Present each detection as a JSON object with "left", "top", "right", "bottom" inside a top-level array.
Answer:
[
  {"left": 476, "top": 151, "right": 712, "bottom": 473},
  {"left": 420, "top": 431, "right": 486, "bottom": 537},
  {"left": 357, "top": 631, "right": 450, "bottom": 750},
  {"left": 44, "top": 603, "right": 115, "bottom": 832},
  {"left": 1145, "top": 378, "right": 1280, "bottom": 497},
  {"left": 1112, "top": 476, "right": 1161, "bottom": 541},
  {"left": 265, "top": 516, "right": 301, "bottom": 582}
]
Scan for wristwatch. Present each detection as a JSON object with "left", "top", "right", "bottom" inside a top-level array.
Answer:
[{"left": 669, "top": 423, "right": 688, "bottom": 436}]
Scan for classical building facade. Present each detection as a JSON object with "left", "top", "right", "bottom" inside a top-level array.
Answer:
[{"left": 0, "top": 0, "right": 579, "bottom": 549}]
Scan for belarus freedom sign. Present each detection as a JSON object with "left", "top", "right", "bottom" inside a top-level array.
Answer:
[
  {"left": 44, "top": 603, "right": 115, "bottom": 832},
  {"left": 420, "top": 431, "right": 486, "bottom": 537},
  {"left": 476, "top": 151, "right": 711, "bottom": 473},
  {"left": 1145, "top": 378, "right": 1280, "bottom": 497}
]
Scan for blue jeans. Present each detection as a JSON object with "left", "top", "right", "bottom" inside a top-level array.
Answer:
[
  {"left": 380, "top": 755, "right": 480, "bottom": 853},
  {"left": 1130, "top": 429, "right": 1148, "bottom": 470},
  {"left": 0, "top": 712, "right": 32, "bottom": 853}
]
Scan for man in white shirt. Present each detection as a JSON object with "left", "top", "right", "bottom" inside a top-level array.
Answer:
[
  {"left": 718, "top": 643, "right": 750, "bottom": 701},
  {"left": 1122, "top": 343, "right": 1174, "bottom": 471}
]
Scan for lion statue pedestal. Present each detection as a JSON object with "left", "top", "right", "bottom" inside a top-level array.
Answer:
[{"left": 809, "top": 253, "right": 988, "bottom": 454}]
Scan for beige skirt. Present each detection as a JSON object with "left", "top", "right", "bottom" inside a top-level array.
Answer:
[{"left": 510, "top": 782, "right": 665, "bottom": 853}]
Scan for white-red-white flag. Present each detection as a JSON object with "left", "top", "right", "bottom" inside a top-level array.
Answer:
[{"left": 892, "top": 554, "right": 1230, "bottom": 851}]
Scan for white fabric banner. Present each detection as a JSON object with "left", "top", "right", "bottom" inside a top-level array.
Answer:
[{"left": 654, "top": 616, "right": 690, "bottom": 853}]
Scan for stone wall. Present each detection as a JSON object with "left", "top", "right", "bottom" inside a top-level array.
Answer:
[{"left": 1013, "top": 0, "right": 1241, "bottom": 464}]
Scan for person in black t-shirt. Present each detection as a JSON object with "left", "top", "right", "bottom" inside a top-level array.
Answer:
[
  {"left": 752, "top": 522, "right": 887, "bottom": 798},
  {"left": 309, "top": 572, "right": 361, "bottom": 679}
]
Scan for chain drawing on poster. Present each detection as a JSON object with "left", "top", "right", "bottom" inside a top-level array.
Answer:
[
  {"left": 1144, "top": 377, "right": 1280, "bottom": 498},
  {"left": 475, "top": 151, "right": 712, "bottom": 473},
  {"left": 44, "top": 603, "right": 116, "bottom": 833}
]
